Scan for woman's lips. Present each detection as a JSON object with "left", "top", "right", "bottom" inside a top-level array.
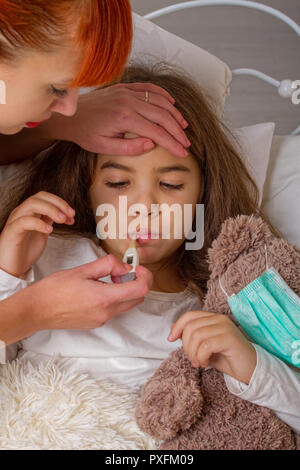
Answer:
[
  {"left": 25, "top": 122, "right": 41, "bottom": 128},
  {"left": 25, "top": 118, "right": 50, "bottom": 128}
]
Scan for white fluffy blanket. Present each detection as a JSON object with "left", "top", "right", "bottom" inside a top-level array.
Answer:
[{"left": 0, "top": 358, "right": 160, "bottom": 450}]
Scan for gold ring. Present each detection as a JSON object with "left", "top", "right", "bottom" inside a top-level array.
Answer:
[{"left": 144, "top": 90, "right": 149, "bottom": 103}]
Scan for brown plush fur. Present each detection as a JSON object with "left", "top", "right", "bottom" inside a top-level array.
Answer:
[{"left": 135, "top": 214, "right": 300, "bottom": 450}]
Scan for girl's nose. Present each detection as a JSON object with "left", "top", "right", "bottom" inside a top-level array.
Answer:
[{"left": 50, "top": 88, "right": 79, "bottom": 117}]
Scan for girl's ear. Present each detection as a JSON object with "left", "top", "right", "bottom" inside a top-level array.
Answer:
[{"left": 207, "top": 214, "right": 273, "bottom": 279}]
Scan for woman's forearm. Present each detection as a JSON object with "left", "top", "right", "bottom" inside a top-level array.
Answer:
[{"left": 0, "top": 287, "right": 40, "bottom": 345}]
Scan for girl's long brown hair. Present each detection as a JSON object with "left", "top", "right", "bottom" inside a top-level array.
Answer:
[{"left": 0, "top": 63, "right": 281, "bottom": 301}]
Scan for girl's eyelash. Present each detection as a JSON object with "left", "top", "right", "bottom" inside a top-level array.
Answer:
[
  {"left": 105, "top": 182, "right": 184, "bottom": 190},
  {"left": 162, "top": 183, "right": 184, "bottom": 190},
  {"left": 49, "top": 85, "right": 68, "bottom": 98}
]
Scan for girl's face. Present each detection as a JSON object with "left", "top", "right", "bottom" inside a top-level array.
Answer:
[
  {"left": 0, "top": 45, "right": 81, "bottom": 135},
  {"left": 89, "top": 135, "right": 202, "bottom": 267}
]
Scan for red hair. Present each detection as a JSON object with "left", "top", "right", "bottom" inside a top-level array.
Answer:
[{"left": 0, "top": 0, "right": 133, "bottom": 87}]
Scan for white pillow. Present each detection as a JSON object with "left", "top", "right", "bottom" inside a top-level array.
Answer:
[
  {"left": 130, "top": 13, "right": 232, "bottom": 118},
  {"left": 232, "top": 122, "right": 275, "bottom": 208},
  {"left": 262, "top": 135, "right": 300, "bottom": 248}
]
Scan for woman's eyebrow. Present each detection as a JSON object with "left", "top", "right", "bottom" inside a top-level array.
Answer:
[{"left": 100, "top": 162, "right": 191, "bottom": 173}]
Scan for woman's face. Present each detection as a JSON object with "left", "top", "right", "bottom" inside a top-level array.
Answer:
[
  {"left": 89, "top": 135, "right": 202, "bottom": 267},
  {"left": 0, "top": 45, "right": 81, "bottom": 134}
]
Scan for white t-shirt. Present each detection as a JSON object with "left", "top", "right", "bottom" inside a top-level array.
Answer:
[
  {"left": 1, "top": 234, "right": 203, "bottom": 387},
  {"left": 0, "top": 234, "right": 299, "bottom": 433}
]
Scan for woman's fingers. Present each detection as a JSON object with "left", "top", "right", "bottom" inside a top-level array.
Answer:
[
  {"left": 91, "top": 135, "right": 155, "bottom": 156},
  {"left": 120, "top": 112, "right": 189, "bottom": 158},
  {"left": 133, "top": 90, "right": 188, "bottom": 129},
  {"left": 132, "top": 96, "right": 190, "bottom": 149},
  {"left": 116, "top": 82, "right": 176, "bottom": 105},
  {"left": 101, "top": 265, "right": 153, "bottom": 304},
  {"left": 113, "top": 82, "right": 190, "bottom": 158},
  {"left": 79, "top": 254, "right": 132, "bottom": 280}
]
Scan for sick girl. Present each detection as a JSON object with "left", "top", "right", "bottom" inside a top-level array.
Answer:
[{"left": 0, "top": 63, "right": 299, "bottom": 433}]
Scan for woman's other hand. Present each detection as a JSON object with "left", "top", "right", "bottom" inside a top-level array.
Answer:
[
  {"left": 168, "top": 310, "right": 257, "bottom": 385},
  {"left": 43, "top": 83, "right": 191, "bottom": 158},
  {"left": 26, "top": 256, "right": 153, "bottom": 332},
  {"left": 0, "top": 191, "right": 75, "bottom": 278}
]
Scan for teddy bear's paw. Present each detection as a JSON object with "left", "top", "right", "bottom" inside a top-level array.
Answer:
[
  {"left": 207, "top": 214, "right": 273, "bottom": 278},
  {"left": 135, "top": 349, "right": 203, "bottom": 440}
]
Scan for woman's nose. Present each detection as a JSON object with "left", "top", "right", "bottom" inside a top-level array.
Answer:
[{"left": 50, "top": 88, "right": 79, "bottom": 116}]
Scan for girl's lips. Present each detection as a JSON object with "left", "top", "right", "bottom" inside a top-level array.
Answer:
[{"left": 128, "top": 232, "right": 161, "bottom": 243}]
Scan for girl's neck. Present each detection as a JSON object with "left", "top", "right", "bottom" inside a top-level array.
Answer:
[
  {"left": 140, "top": 258, "right": 187, "bottom": 294},
  {"left": 98, "top": 239, "right": 186, "bottom": 294}
]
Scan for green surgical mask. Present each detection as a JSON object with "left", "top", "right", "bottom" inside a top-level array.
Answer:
[{"left": 219, "top": 244, "right": 300, "bottom": 367}]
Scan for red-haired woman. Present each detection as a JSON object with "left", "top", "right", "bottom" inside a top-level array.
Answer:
[{"left": 0, "top": 1, "right": 189, "bottom": 352}]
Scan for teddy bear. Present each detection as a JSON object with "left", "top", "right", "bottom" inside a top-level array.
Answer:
[{"left": 135, "top": 214, "right": 300, "bottom": 450}]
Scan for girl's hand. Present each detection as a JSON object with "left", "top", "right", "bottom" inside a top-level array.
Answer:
[
  {"left": 168, "top": 310, "right": 257, "bottom": 385},
  {"left": 0, "top": 191, "right": 75, "bottom": 278},
  {"left": 42, "top": 83, "right": 190, "bottom": 158}
]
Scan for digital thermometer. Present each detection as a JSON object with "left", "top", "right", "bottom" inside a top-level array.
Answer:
[{"left": 120, "top": 238, "right": 139, "bottom": 283}]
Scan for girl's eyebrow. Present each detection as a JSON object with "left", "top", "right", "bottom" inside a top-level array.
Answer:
[
  {"left": 157, "top": 165, "right": 191, "bottom": 174},
  {"left": 100, "top": 161, "right": 191, "bottom": 173}
]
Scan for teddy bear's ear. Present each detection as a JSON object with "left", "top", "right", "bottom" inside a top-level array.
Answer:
[{"left": 207, "top": 214, "right": 274, "bottom": 278}]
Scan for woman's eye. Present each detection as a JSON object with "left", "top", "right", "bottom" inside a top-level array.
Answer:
[
  {"left": 49, "top": 85, "right": 68, "bottom": 98},
  {"left": 161, "top": 182, "right": 184, "bottom": 190},
  {"left": 105, "top": 181, "right": 129, "bottom": 188}
]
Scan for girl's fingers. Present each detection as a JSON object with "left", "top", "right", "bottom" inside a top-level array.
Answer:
[
  {"left": 169, "top": 310, "right": 217, "bottom": 341},
  {"left": 33, "top": 192, "right": 75, "bottom": 217},
  {"left": 184, "top": 324, "right": 224, "bottom": 366},
  {"left": 40, "top": 214, "right": 54, "bottom": 226},
  {"left": 196, "top": 333, "right": 226, "bottom": 368},
  {"left": 8, "top": 196, "right": 74, "bottom": 226},
  {"left": 40, "top": 213, "right": 74, "bottom": 226},
  {"left": 8, "top": 215, "right": 53, "bottom": 235}
]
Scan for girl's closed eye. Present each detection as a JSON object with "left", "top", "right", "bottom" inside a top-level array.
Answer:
[{"left": 105, "top": 181, "right": 185, "bottom": 190}]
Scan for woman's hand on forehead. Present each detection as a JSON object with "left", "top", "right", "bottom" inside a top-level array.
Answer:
[{"left": 52, "top": 82, "right": 191, "bottom": 159}]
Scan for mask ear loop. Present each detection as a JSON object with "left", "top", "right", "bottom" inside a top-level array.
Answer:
[
  {"left": 219, "top": 275, "right": 229, "bottom": 299},
  {"left": 264, "top": 243, "right": 269, "bottom": 271}
]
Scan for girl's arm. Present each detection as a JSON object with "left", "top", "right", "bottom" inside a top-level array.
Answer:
[{"left": 224, "top": 343, "right": 300, "bottom": 434}]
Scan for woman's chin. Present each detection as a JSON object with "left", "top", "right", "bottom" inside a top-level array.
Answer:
[{"left": 0, "top": 125, "right": 25, "bottom": 135}]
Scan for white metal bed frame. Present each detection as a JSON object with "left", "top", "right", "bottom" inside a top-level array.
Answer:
[{"left": 144, "top": 0, "right": 300, "bottom": 136}]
